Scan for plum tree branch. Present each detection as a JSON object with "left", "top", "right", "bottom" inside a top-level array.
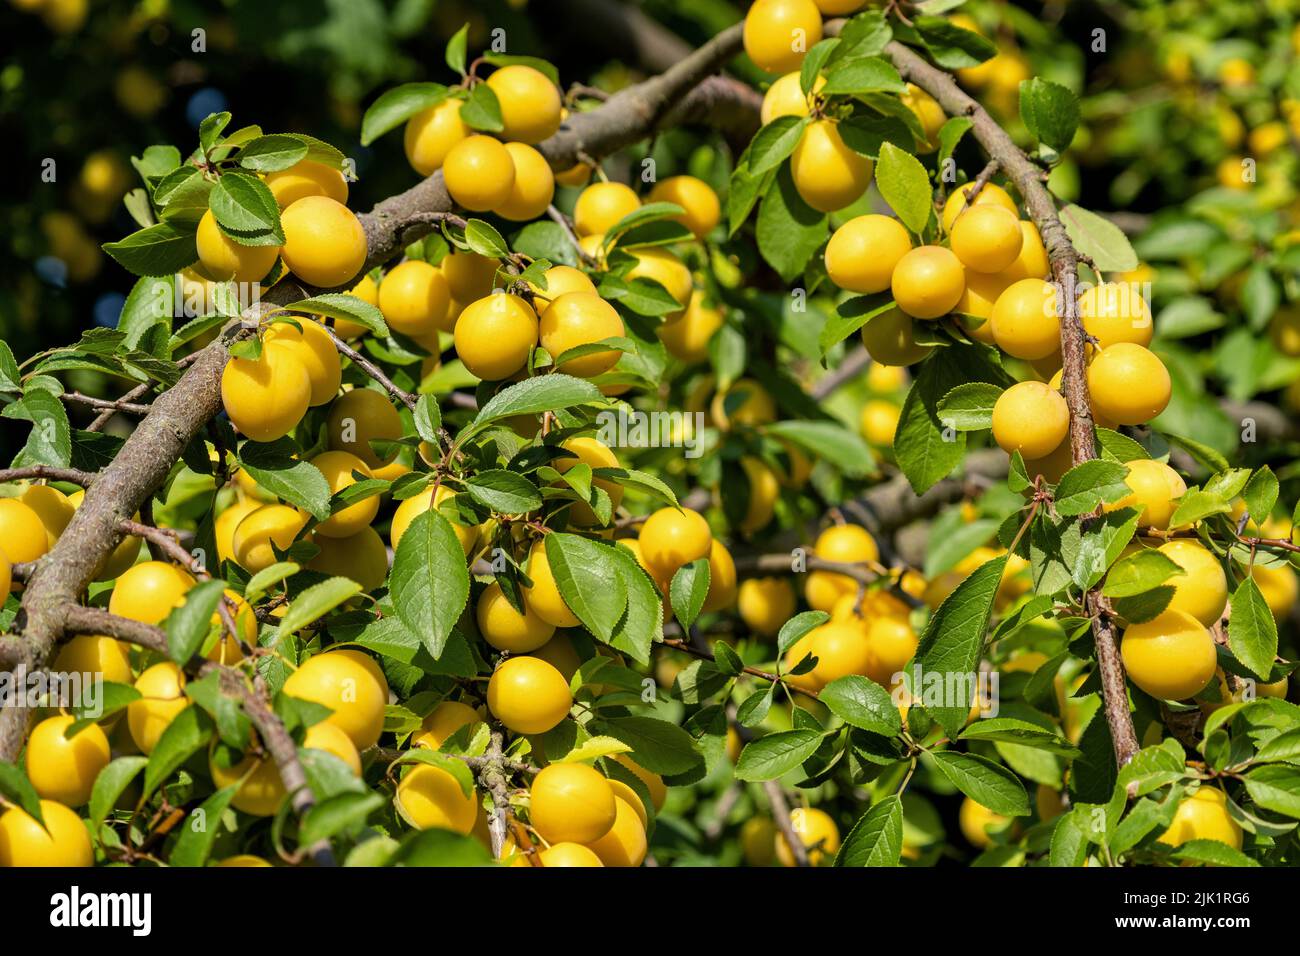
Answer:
[{"left": 874, "top": 37, "right": 1140, "bottom": 769}]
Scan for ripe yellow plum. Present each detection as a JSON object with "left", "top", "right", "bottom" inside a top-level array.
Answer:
[
  {"left": 486, "top": 656, "right": 572, "bottom": 735},
  {"left": 486, "top": 65, "right": 562, "bottom": 144},
  {"left": 658, "top": 291, "right": 723, "bottom": 363},
  {"left": 539, "top": 292, "right": 625, "bottom": 378},
  {"left": 283, "top": 649, "right": 389, "bottom": 749},
  {"left": 108, "top": 560, "right": 194, "bottom": 625},
  {"left": 1121, "top": 609, "right": 1217, "bottom": 700},
  {"left": 496, "top": 142, "right": 555, "bottom": 222},
  {"left": 790, "top": 120, "right": 872, "bottom": 213},
  {"left": 824, "top": 215, "right": 912, "bottom": 294},
  {"left": 738, "top": 577, "right": 796, "bottom": 638},
  {"left": 991, "top": 381, "right": 1070, "bottom": 459},
  {"left": 1078, "top": 282, "right": 1153, "bottom": 349},
  {"left": 127, "top": 662, "right": 187, "bottom": 755},
  {"left": 378, "top": 260, "right": 450, "bottom": 338},
  {"left": 1157, "top": 540, "right": 1228, "bottom": 627},
  {"left": 647, "top": 175, "right": 721, "bottom": 240},
  {"left": 25, "top": 715, "right": 110, "bottom": 807},
  {"left": 950, "top": 204, "right": 1023, "bottom": 274},
  {"left": 221, "top": 341, "right": 312, "bottom": 442},
  {"left": 775, "top": 806, "right": 840, "bottom": 866},
  {"left": 477, "top": 582, "right": 555, "bottom": 653},
  {"left": 326, "top": 387, "right": 402, "bottom": 469},
  {"left": 231, "top": 504, "right": 307, "bottom": 573},
  {"left": 396, "top": 764, "right": 478, "bottom": 833},
  {"left": 990, "top": 278, "right": 1059, "bottom": 360},
  {"left": 265, "top": 159, "right": 348, "bottom": 209},
  {"left": 1087, "top": 344, "right": 1171, "bottom": 426},
  {"left": 0, "top": 800, "right": 93, "bottom": 867},
  {"left": 530, "top": 762, "right": 617, "bottom": 845},
  {"left": 195, "top": 209, "right": 280, "bottom": 283},
  {"left": 556, "top": 437, "right": 624, "bottom": 526},
  {"left": 280, "top": 196, "right": 367, "bottom": 288},
  {"left": 941, "top": 182, "right": 1018, "bottom": 232},
  {"left": 891, "top": 245, "right": 965, "bottom": 319},
  {"left": 443, "top": 135, "right": 516, "bottom": 212},
  {"left": 0, "top": 497, "right": 50, "bottom": 564},
  {"left": 522, "top": 539, "right": 580, "bottom": 627},
  {"left": 743, "top": 0, "right": 824, "bottom": 74},
  {"left": 453, "top": 293, "right": 538, "bottom": 381},
  {"left": 639, "top": 507, "right": 713, "bottom": 580},
  {"left": 574, "top": 182, "right": 640, "bottom": 238},
  {"left": 1105, "top": 459, "right": 1187, "bottom": 530},
  {"left": 404, "top": 99, "right": 470, "bottom": 176},
  {"left": 1157, "top": 787, "right": 1242, "bottom": 850}
]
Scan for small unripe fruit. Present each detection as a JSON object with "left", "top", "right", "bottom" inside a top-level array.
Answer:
[
  {"left": 860, "top": 308, "right": 932, "bottom": 366},
  {"left": 496, "top": 142, "right": 555, "bottom": 222},
  {"left": 265, "top": 159, "right": 348, "bottom": 209},
  {"left": 639, "top": 507, "right": 713, "bottom": 579},
  {"left": 892, "top": 245, "right": 965, "bottom": 320},
  {"left": 487, "top": 656, "right": 572, "bottom": 735},
  {"left": 539, "top": 291, "right": 625, "bottom": 378},
  {"left": 404, "top": 99, "right": 470, "bottom": 176},
  {"left": 378, "top": 260, "right": 450, "bottom": 338},
  {"left": 990, "top": 278, "right": 1060, "bottom": 360},
  {"left": 991, "top": 381, "right": 1070, "bottom": 459},
  {"left": 775, "top": 806, "right": 840, "bottom": 866},
  {"left": 283, "top": 649, "right": 389, "bottom": 750},
  {"left": 443, "top": 135, "right": 516, "bottom": 212},
  {"left": 261, "top": 319, "right": 342, "bottom": 407},
  {"left": 647, "top": 175, "right": 721, "bottom": 240},
  {"left": 453, "top": 292, "right": 538, "bottom": 381},
  {"left": 1121, "top": 609, "right": 1217, "bottom": 700},
  {"left": 950, "top": 204, "right": 1023, "bottom": 274},
  {"left": 486, "top": 65, "right": 562, "bottom": 144},
  {"left": 743, "top": 0, "right": 824, "bottom": 75},
  {"left": 573, "top": 182, "right": 640, "bottom": 238},
  {"left": 326, "top": 387, "right": 402, "bottom": 469},
  {"left": 530, "top": 762, "right": 617, "bottom": 845},
  {"left": 790, "top": 120, "right": 872, "bottom": 213},
  {"left": 1086, "top": 344, "right": 1171, "bottom": 426},
  {"left": 280, "top": 196, "right": 367, "bottom": 288},
  {"left": 825, "top": 215, "right": 912, "bottom": 294},
  {"left": 1106, "top": 459, "right": 1187, "bottom": 529},
  {"left": 195, "top": 209, "right": 280, "bottom": 283},
  {"left": 1078, "top": 282, "right": 1154, "bottom": 349}
]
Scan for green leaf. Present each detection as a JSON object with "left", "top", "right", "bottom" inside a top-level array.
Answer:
[
  {"left": 168, "top": 784, "right": 241, "bottom": 867},
  {"left": 0, "top": 342, "right": 20, "bottom": 393},
  {"left": 1242, "top": 466, "right": 1279, "bottom": 527},
  {"left": 819, "top": 55, "right": 904, "bottom": 95},
  {"left": 1229, "top": 577, "right": 1278, "bottom": 681},
  {"left": 360, "top": 83, "right": 450, "bottom": 147},
  {"left": 914, "top": 553, "right": 1008, "bottom": 738},
  {"left": 102, "top": 222, "right": 198, "bottom": 277},
  {"left": 819, "top": 675, "right": 902, "bottom": 736},
  {"left": 756, "top": 165, "right": 827, "bottom": 283},
  {"left": 931, "top": 750, "right": 1030, "bottom": 816},
  {"left": 237, "top": 134, "right": 310, "bottom": 172},
  {"left": 777, "top": 610, "right": 830, "bottom": 658},
  {"left": 1059, "top": 204, "right": 1138, "bottom": 272},
  {"left": 275, "top": 577, "right": 363, "bottom": 640},
  {"left": 937, "top": 117, "right": 973, "bottom": 168},
  {"left": 801, "top": 39, "right": 839, "bottom": 94},
  {"left": 1018, "top": 77, "right": 1080, "bottom": 152},
  {"left": 299, "top": 791, "right": 386, "bottom": 845},
  {"left": 1244, "top": 765, "right": 1300, "bottom": 819},
  {"left": 1162, "top": 433, "right": 1229, "bottom": 473},
  {"left": 391, "top": 509, "right": 470, "bottom": 660},
  {"left": 143, "top": 706, "right": 213, "bottom": 801},
  {"left": 1117, "top": 738, "right": 1187, "bottom": 797},
  {"left": 670, "top": 558, "right": 710, "bottom": 632},
  {"left": 239, "top": 439, "right": 332, "bottom": 520},
  {"left": 608, "top": 545, "right": 663, "bottom": 664},
  {"left": 1167, "top": 488, "right": 1232, "bottom": 530},
  {"left": 1054, "top": 459, "right": 1131, "bottom": 516},
  {"left": 894, "top": 350, "right": 972, "bottom": 494},
  {"left": 413, "top": 395, "right": 441, "bottom": 446},
  {"left": 463, "top": 469, "right": 541, "bottom": 515},
  {"left": 209, "top": 172, "right": 284, "bottom": 245},
  {"left": 1096, "top": 426, "right": 1149, "bottom": 463},
  {"left": 874, "top": 142, "right": 932, "bottom": 236},
  {"left": 1102, "top": 550, "right": 1184, "bottom": 598},
  {"left": 469, "top": 375, "right": 603, "bottom": 431},
  {"left": 88, "top": 756, "right": 148, "bottom": 830},
  {"left": 389, "top": 828, "right": 494, "bottom": 867},
  {"left": 835, "top": 795, "right": 903, "bottom": 866},
  {"left": 937, "top": 382, "right": 1002, "bottom": 431},
  {"left": 1048, "top": 807, "right": 1092, "bottom": 866},
  {"left": 594, "top": 715, "right": 701, "bottom": 775},
  {"left": 1172, "top": 839, "right": 1260, "bottom": 868},
  {"left": 445, "top": 23, "right": 469, "bottom": 75},
  {"left": 164, "top": 578, "right": 228, "bottom": 664},
  {"left": 765, "top": 420, "right": 874, "bottom": 478},
  {"left": 283, "top": 294, "right": 389, "bottom": 337},
  {"left": 459, "top": 83, "right": 504, "bottom": 133},
  {"left": 747, "top": 116, "right": 811, "bottom": 177},
  {"left": 0, "top": 762, "right": 45, "bottom": 828},
  {"left": 734, "top": 729, "right": 825, "bottom": 781},
  {"left": 959, "top": 718, "right": 1081, "bottom": 757},
  {"left": 819, "top": 293, "right": 895, "bottom": 357},
  {"left": 244, "top": 562, "right": 300, "bottom": 605},
  {"left": 4, "top": 389, "right": 71, "bottom": 468},
  {"left": 463, "top": 219, "right": 511, "bottom": 260},
  {"left": 199, "top": 111, "right": 232, "bottom": 153},
  {"left": 912, "top": 15, "right": 997, "bottom": 69},
  {"left": 545, "top": 533, "right": 627, "bottom": 642}
]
